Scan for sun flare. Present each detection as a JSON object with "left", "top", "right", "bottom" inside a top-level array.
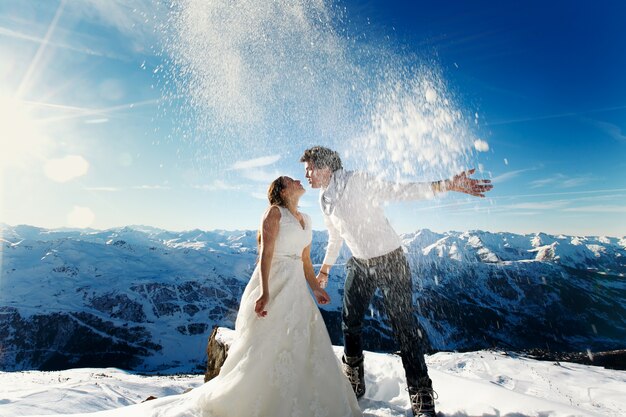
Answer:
[{"left": 0, "top": 94, "right": 51, "bottom": 171}]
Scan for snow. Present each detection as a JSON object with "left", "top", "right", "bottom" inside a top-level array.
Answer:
[
  {"left": 0, "top": 368, "right": 202, "bottom": 416},
  {"left": 2, "top": 223, "right": 626, "bottom": 416},
  {"left": 1, "top": 335, "right": 625, "bottom": 417},
  {"left": 473, "top": 139, "right": 489, "bottom": 152}
]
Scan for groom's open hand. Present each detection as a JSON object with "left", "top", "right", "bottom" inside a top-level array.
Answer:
[
  {"left": 313, "top": 288, "right": 330, "bottom": 305},
  {"left": 447, "top": 169, "right": 493, "bottom": 197}
]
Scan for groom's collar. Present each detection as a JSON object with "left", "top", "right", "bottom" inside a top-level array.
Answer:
[
  {"left": 323, "top": 168, "right": 350, "bottom": 188},
  {"left": 320, "top": 169, "right": 351, "bottom": 215}
]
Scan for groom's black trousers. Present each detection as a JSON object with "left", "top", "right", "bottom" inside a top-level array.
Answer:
[{"left": 342, "top": 247, "right": 430, "bottom": 386}]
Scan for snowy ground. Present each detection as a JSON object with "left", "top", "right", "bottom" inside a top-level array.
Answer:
[{"left": 1, "top": 348, "right": 624, "bottom": 417}]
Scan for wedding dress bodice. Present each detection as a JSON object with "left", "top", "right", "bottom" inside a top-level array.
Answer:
[{"left": 271, "top": 206, "right": 312, "bottom": 260}]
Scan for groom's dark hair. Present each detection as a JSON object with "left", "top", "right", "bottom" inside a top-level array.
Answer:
[{"left": 300, "top": 146, "right": 343, "bottom": 172}]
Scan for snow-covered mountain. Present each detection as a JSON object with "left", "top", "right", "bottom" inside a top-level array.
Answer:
[{"left": 1, "top": 224, "right": 625, "bottom": 372}]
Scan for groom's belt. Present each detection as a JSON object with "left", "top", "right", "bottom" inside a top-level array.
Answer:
[{"left": 352, "top": 247, "right": 404, "bottom": 266}]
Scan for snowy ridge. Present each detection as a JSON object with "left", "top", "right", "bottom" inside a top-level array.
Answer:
[
  {"left": 1, "top": 224, "right": 625, "bottom": 372},
  {"left": 1, "top": 329, "right": 625, "bottom": 417}
]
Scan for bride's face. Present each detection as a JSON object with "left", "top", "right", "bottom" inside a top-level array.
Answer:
[{"left": 281, "top": 177, "right": 305, "bottom": 199}]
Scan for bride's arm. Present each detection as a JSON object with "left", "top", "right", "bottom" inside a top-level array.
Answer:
[
  {"left": 255, "top": 206, "right": 280, "bottom": 317},
  {"left": 302, "top": 244, "right": 330, "bottom": 305}
]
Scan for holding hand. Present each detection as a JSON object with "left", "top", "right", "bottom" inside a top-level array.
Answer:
[
  {"left": 316, "top": 271, "right": 329, "bottom": 288},
  {"left": 313, "top": 288, "right": 331, "bottom": 305},
  {"left": 254, "top": 293, "right": 269, "bottom": 318},
  {"left": 447, "top": 169, "right": 493, "bottom": 197}
]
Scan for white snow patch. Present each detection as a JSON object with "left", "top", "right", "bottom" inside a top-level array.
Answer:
[
  {"left": 2, "top": 347, "right": 625, "bottom": 417},
  {"left": 473, "top": 139, "right": 489, "bottom": 152}
]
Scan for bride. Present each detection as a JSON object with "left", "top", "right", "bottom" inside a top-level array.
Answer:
[
  {"left": 38, "top": 176, "right": 362, "bottom": 417},
  {"left": 189, "top": 175, "right": 362, "bottom": 416}
]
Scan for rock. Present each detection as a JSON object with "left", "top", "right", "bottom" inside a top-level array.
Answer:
[
  {"left": 519, "top": 348, "right": 626, "bottom": 371},
  {"left": 205, "top": 326, "right": 231, "bottom": 382},
  {"left": 592, "top": 349, "right": 626, "bottom": 370},
  {"left": 142, "top": 396, "right": 158, "bottom": 402}
]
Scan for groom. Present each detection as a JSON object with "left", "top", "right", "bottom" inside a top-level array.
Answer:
[{"left": 300, "top": 146, "right": 492, "bottom": 417}]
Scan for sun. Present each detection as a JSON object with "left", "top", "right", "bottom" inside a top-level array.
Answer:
[{"left": 0, "top": 94, "right": 51, "bottom": 172}]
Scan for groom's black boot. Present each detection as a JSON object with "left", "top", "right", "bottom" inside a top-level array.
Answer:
[
  {"left": 408, "top": 377, "right": 437, "bottom": 417},
  {"left": 342, "top": 354, "right": 365, "bottom": 398}
]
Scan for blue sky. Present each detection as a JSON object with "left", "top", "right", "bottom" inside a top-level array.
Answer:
[{"left": 1, "top": 0, "right": 625, "bottom": 237}]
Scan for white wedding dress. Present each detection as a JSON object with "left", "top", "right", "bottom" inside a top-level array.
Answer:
[
  {"left": 41, "top": 206, "right": 362, "bottom": 417},
  {"left": 188, "top": 206, "right": 362, "bottom": 417}
]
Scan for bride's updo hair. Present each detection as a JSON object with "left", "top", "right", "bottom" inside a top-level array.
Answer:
[{"left": 267, "top": 176, "right": 287, "bottom": 207}]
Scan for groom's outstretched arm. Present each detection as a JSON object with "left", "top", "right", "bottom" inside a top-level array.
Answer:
[
  {"left": 359, "top": 169, "right": 493, "bottom": 201},
  {"left": 357, "top": 171, "right": 435, "bottom": 202}
]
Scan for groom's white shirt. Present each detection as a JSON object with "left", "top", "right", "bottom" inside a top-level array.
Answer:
[{"left": 320, "top": 169, "right": 435, "bottom": 265}]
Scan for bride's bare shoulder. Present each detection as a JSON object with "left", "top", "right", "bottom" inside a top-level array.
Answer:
[{"left": 263, "top": 205, "right": 282, "bottom": 220}]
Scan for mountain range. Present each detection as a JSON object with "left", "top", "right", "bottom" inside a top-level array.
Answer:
[{"left": 1, "top": 223, "right": 624, "bottom": 372}]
